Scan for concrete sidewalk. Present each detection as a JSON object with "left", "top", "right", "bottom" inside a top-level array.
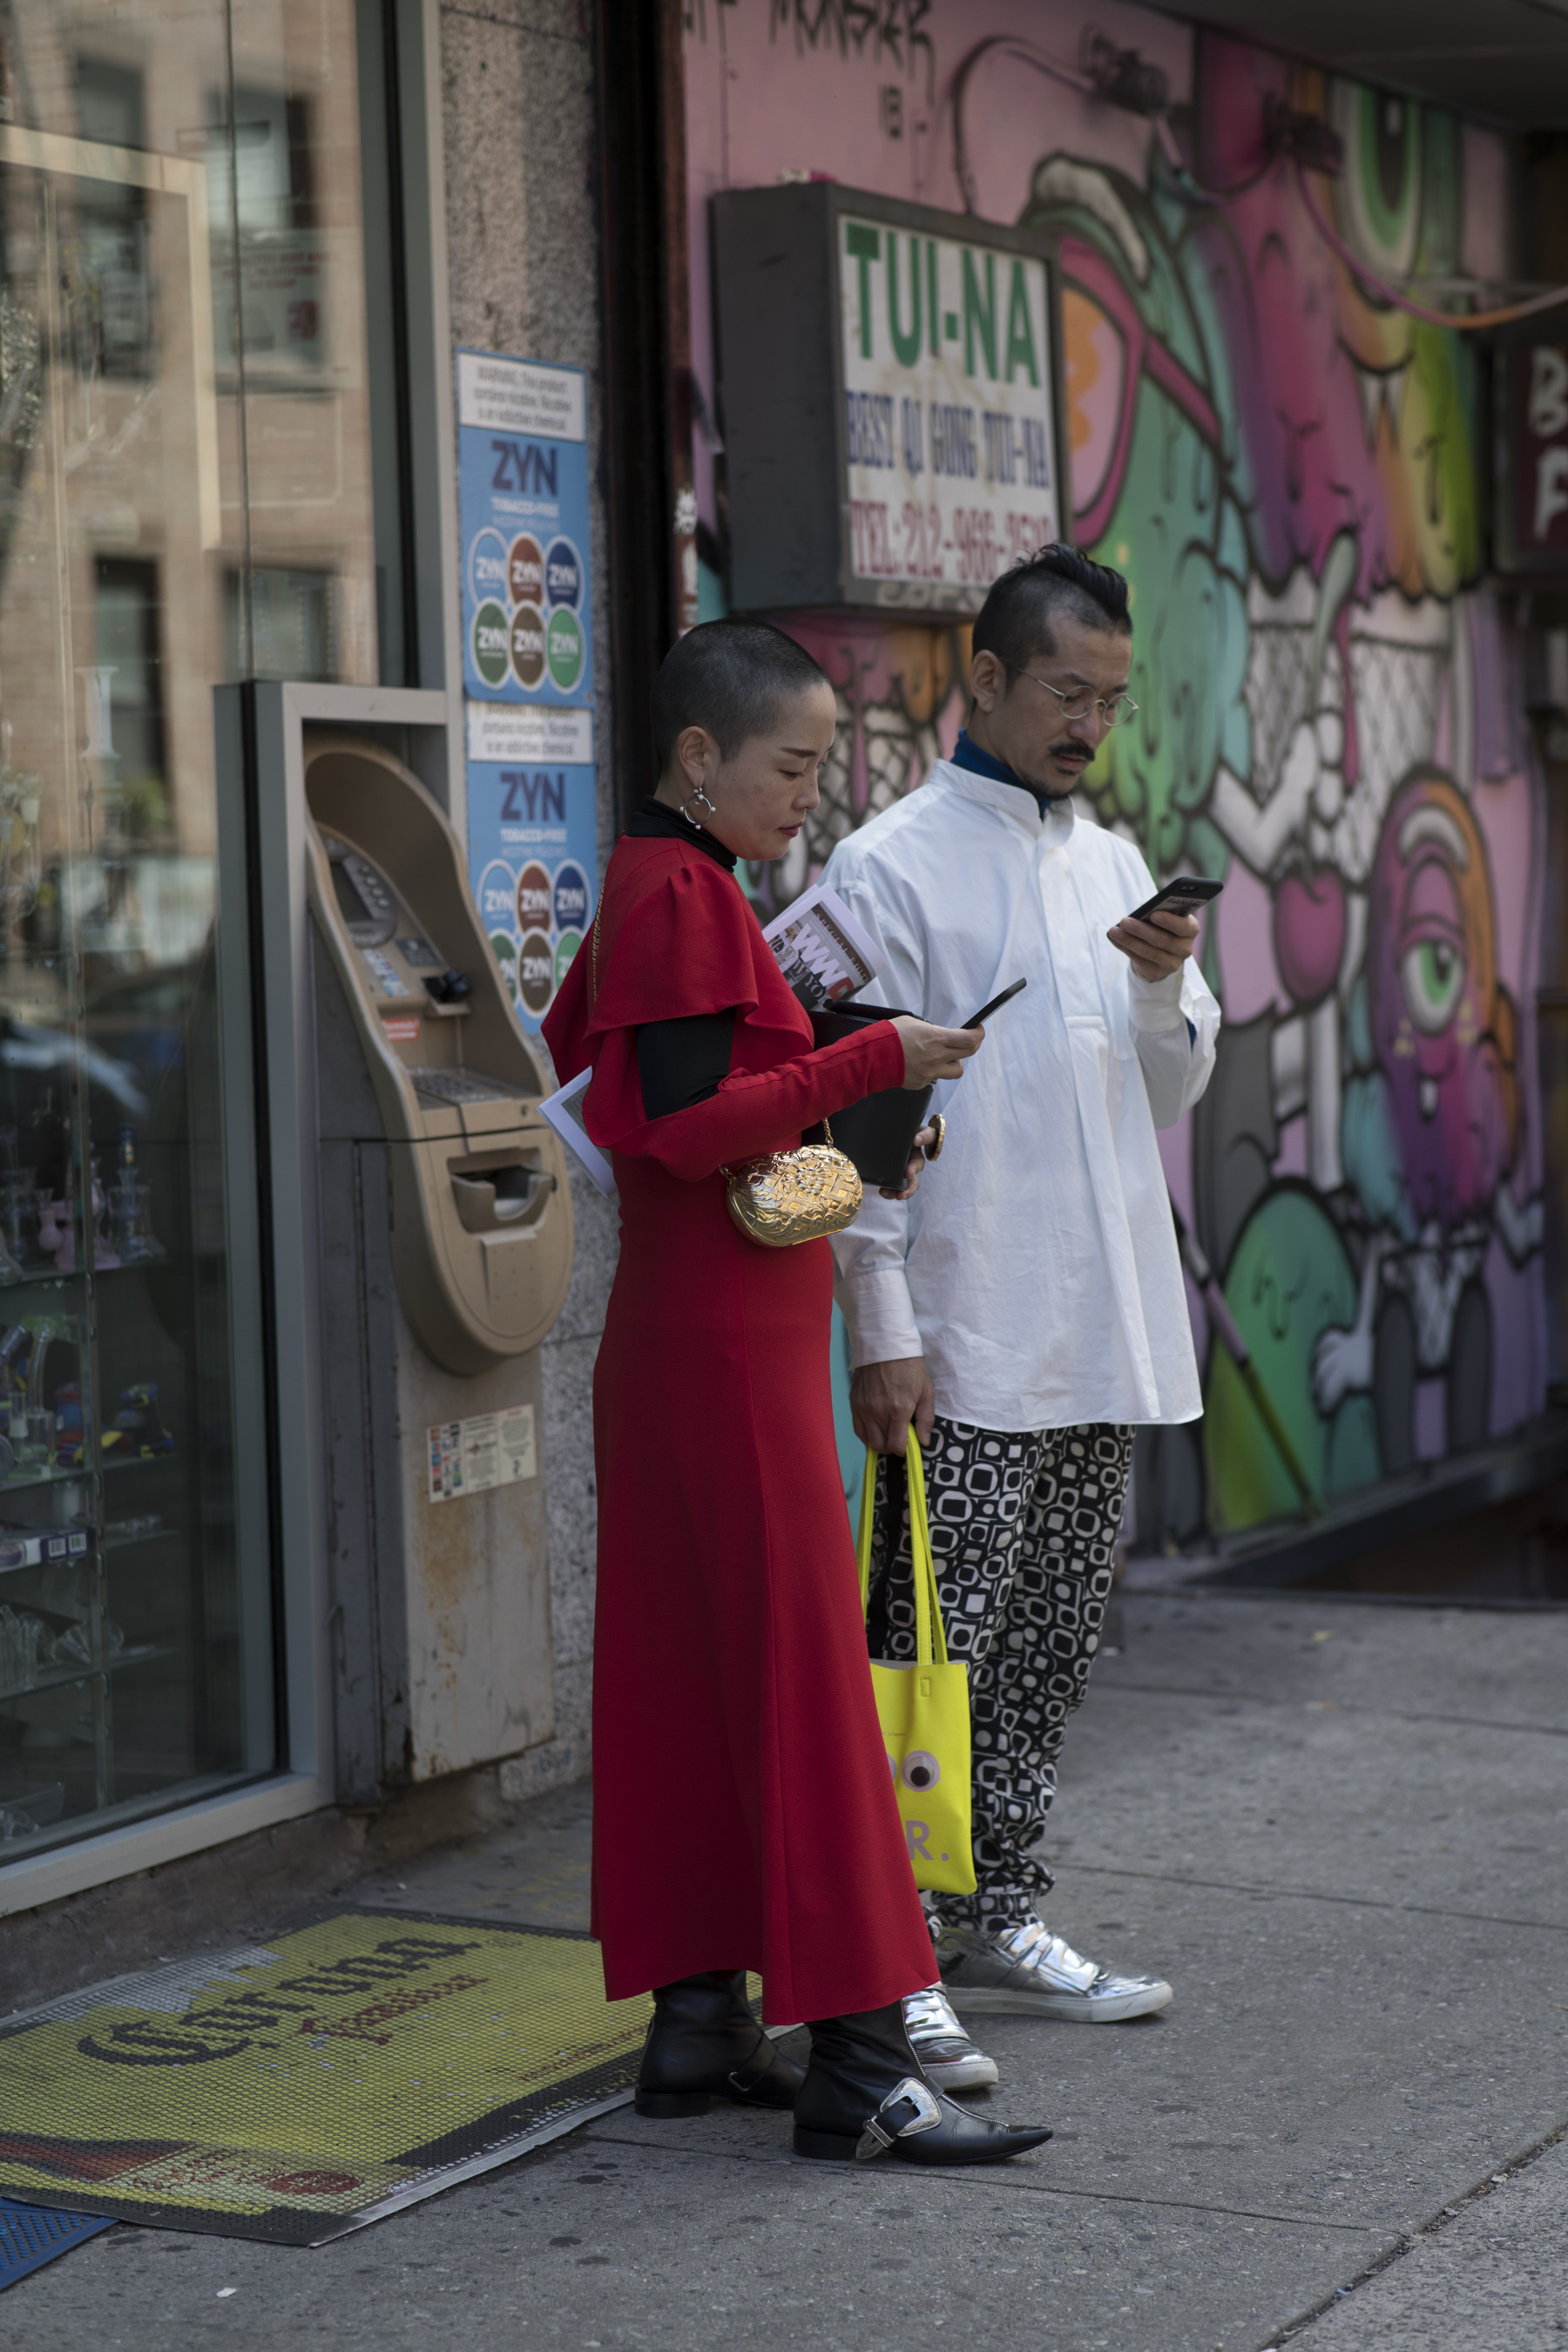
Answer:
[{"left": 7, "top": 1591, "right": 1567, "bottom": 2350}]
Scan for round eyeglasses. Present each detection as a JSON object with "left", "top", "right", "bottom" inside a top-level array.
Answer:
[{"left": 1010, "top": 666, "right": 1139, "bottom": 729}]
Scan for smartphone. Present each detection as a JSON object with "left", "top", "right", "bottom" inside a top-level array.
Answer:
[
  {"left": 963, "top": 977, "right": 1028, "bottom": 1031},
  {"left": 1128, "top": 875, "right": 1222, "bottom": 923}
]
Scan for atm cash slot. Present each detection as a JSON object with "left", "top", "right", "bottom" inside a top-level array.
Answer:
[
  {"left": 305, "top": 734, "right": 574, "bottom": 1372},
  {"left": 448, "top": 1148, "right": 556, "bottom": 1234}
]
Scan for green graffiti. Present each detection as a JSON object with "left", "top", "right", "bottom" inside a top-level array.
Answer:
[
  {"left": 1204, "top": 1189, "right": 1381, "bottom": 1533},
  {"left": 1083, "top": 386, "right": 1249, "bottom": 877}
]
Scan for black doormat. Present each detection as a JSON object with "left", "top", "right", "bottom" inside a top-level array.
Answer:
[{"left": 0, "top": 1909, "right": 654, "bottom": 2246}]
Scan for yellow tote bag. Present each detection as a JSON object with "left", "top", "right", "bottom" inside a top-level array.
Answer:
[{"left": 857, "top": 1431, "right": 976, "bottom": 1896}]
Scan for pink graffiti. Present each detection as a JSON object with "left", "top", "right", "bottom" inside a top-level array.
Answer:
[
  {"left": 1058, "top": 238, "right": 1220, "bottom": 546},
  {"left": 1368, "top": 771, "right": 1518, "bottom": 1228},
  {"left": 1191, "top": 33, "right": 1445, "bottom": 604}
]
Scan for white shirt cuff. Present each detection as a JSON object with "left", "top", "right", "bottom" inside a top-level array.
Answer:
[
  {"left": 1128, "top": 968, "right": 1187, "bottom": 1033},
  {"left": 835, "top": 1268, "right": 923, "bottom": 1368}
]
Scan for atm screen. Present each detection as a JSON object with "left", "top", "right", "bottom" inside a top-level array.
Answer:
[{"left": 332, "top": 861, "right": 373, "bottom": 929}]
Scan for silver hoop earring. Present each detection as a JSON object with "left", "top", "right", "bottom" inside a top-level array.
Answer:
[{"left": 680, "top": 783, "right": 716, "bottom": 826}]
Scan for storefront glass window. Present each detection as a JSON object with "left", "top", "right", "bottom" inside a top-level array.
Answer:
[{"left": 0, "top": 0, "right": 378, "bottom": 1856}]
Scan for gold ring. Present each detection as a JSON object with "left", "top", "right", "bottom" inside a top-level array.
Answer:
[{"left": 926, "top": 1112, "right": 946, "bottom": 1160}]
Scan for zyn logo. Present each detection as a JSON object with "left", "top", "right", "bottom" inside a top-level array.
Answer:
[
  {"left": 510, "top": 604, "right": 546, "bottom": 688},
  {"left": 552, "top": 862, "right": 589, "bottom": 930},
  {"left": 508, "top": 532, "right": 544, "bottom": 603},
  {"left": 545, "top": 608, "right": 585, "bottom": 693},
  {"left": 515, "top": 862, "right": 552, "bottom": 929},
  {"left": 544, "top": 536, "right": 582, "bottom": 610},
  {"left": 517, "top": 929, "right": 554, "bottom": 1015},
  {"left": 476, "top": 859, "right": 516, "bottom": 923},
  {"left": 471, "top": 601, "right": 510, "bottom": 688},
  {"left": 468, "top": 527, "right": 509, "bottom": 607}
]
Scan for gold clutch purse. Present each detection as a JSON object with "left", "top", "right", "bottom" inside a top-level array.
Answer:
[{"left": 723, "top": 1120, "right": 862, "bottom": 1248}]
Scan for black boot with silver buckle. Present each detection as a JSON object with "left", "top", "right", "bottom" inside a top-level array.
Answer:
[
  {"left": 793, "top": 2001, "right": 1051, "bottom": 2165},
  {"left": 634, "top": 1970, "right": 803, "bottom": 2118}
]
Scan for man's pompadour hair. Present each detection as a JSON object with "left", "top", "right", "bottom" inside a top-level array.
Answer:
[{"left": 970, "top": 543, "right": 1132, "bottom": 677}]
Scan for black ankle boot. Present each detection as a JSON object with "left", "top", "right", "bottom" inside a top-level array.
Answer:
[
  {"left": 793, "top": 2000, "right": 1051, "bottom": 2165},
  {"left": 634, "top": 1970, "right": 803, "bottom": 2118}
]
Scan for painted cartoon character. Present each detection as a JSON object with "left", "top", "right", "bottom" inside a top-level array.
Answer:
[
  {"left": 1017, "top": 45, "right": 1537, "bottom": 1537},
  {"left": 1017, "top": 145, "right": 1247, "bottom": 884},
  {"left": 1315, "top": 770, "right": 1539, "bottom": 1465},
  {"left": 1191, "top": 34, "right": 1479, "bottom": 607}
]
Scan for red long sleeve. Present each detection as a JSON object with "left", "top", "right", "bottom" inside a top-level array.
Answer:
[{"left": 607, "top": 1019, "right": 905, "bottom": 1181}]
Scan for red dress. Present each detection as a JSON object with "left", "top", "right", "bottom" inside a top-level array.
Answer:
[{"left": 543, "top": 834, "right": 936, "bottom": 2023}]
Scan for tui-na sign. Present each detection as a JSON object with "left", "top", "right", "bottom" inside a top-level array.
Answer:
[{"left": 713, "top": 183, "right": 1067, "bottom": 619}]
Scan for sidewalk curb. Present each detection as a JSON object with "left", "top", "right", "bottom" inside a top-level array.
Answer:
[{"left": 1260, "top": 2120, "right": 1568, "bottom": 2349}]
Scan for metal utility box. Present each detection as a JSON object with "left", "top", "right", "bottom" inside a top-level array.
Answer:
[
  {"left": 712, "top": 180, "right": 1068, "bottom": 619},
  {"left": 222, "top": 682, "right": 574, "bottom": 1809},
  {"left": 304, "top": 734, "right": 572, "bottom": 1374}
]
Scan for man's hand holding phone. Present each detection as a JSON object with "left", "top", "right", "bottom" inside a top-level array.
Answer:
[
  {"left": 1106, "top": 875, "right": 1219, "bottom": 983},
  {"left": 1106, "top": 907, "right": 1200, "bottom": 981}
]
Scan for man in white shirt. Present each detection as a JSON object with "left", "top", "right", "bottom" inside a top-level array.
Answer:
[{"left": 823, "top": 545, "right": 1219, "bottom": 2088}]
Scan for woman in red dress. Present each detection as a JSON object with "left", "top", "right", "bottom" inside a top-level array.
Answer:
[{"left": 543, "top": 621, "right": 1049, "bottom": 2166}]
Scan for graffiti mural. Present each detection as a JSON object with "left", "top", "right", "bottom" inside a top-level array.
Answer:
[{"left": 684, "top": 1, "right": 1544, "bottom": 1544}]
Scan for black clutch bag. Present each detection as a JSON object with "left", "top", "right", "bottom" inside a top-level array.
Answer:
[{"left": 811, "top": 1002, "right": 931, "bottom": 1192}]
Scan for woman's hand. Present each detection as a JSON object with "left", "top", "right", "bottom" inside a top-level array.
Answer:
[
  {"left": 879, "top": 1120, "right": 941, "bottom": 1201},
  {"left": 892, "top": 1016, "right": 982, "bottom": 1089}
]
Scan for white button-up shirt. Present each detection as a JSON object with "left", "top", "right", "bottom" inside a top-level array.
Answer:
[{"left": 823, "top": 760, "right": 1220, "bottom": 1433}]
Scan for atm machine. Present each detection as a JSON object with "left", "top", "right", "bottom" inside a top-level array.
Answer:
[{"left": 301, "top": 729, "right": 574, "bottom": 1803}]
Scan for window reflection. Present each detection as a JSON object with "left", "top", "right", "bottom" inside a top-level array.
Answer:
[
  {"left": 0, "top": 0, "right": 379, "bottom": 1855},
  {"left": 71, "top": 60, "right": 152, "bottom": 381}
]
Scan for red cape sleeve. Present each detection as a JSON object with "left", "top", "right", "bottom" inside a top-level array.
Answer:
[
  {"left": 541, "top": 849, "right": 749, "bottom": 1082},
  {"left": 587, "top": 858, "right": 760, "bottom": 1035},
  {"left": 558, "top": 848, "right": 907, "bottom": 1181}
]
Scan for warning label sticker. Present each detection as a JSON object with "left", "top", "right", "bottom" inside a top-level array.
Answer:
[{"left": 427, "top": 1404, "right": 537, "bottom": 1502}]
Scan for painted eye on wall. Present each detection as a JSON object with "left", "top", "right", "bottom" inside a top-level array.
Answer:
[
  {"left": 1329, "top": 83, "right": 1423, "bottom": 281},
  {"left": 901, "top": 1750, "right": 941, "bottom": 1791},
  {"left": 1399, "top": 937, "right": 1466, "bottom": 1035}
]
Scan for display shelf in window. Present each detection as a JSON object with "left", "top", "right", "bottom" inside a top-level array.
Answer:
[
  {"left": 0, "top": 1465, "right": 97, "bottom": 1498},
  {"left": 101, "top": 1448, "right": 175, "bottom": 1476},
  {"left": 100, "top": 1516, "right": 166, "bottom": 1553},
  {"left": 0, "top": 1644, "right": 166, "bottom": 1707},
  {"left": 0, "top": 1527, "right": 91, "bottom": 1575}
]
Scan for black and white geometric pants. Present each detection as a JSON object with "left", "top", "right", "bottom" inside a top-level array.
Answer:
[{"left": 867, "top": 1417, "right": 1132, "bottom": 1936}]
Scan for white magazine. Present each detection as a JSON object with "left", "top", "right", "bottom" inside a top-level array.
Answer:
[
  {"left": 760, "top": 881, "right": 883, "bottom": 1010},
  {"left": 537, "top": 1066, "right": 618, "bottom": 1199}
]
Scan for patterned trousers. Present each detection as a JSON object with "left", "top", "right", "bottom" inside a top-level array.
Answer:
[{"left": 868, "top": 1417, "right": 1132, "bottom": 1936}]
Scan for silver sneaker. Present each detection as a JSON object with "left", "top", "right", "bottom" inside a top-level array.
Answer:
[
  {"left": 936, "top": 1918, "right": 1173, "bottom": 2023},
  {"left": 902, "top": 1982, "right": 1000, "bottom": 2090}
]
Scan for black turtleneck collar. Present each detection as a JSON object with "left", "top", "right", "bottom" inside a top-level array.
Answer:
[{"left": 628, "top": 795, "right": 738, "bottom": 872}]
